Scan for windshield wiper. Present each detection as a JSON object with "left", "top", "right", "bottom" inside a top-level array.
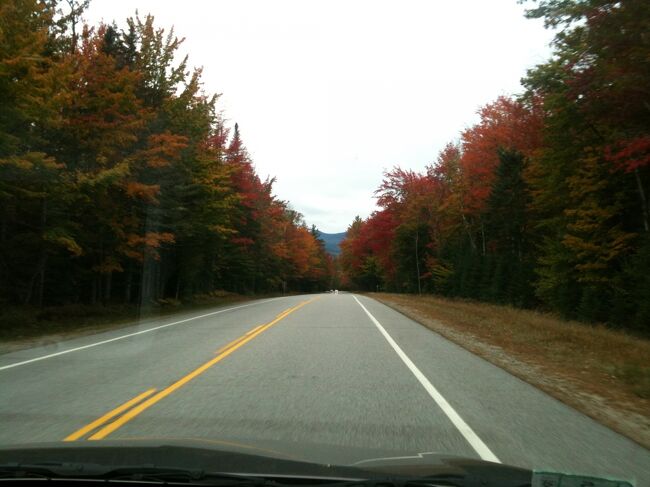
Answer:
[
  {"left": 0, "top": 464, "right": 529, "bottom": 487},
  {"left": 322, "top": 477, "right": 530, "bottom": 487},
  {"left": 0, "top": 463, "right": 271, "bottom": 485}
]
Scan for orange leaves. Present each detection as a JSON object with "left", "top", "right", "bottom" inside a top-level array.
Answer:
[
  {"left": 140, "top": 132, "right": 189, "bottom": 168},
  {"left": 131, "top": 231, "right": 175, "bottom": 248},
  {"left": 124, "top": 181, "right": 160, "bottom": 202},
  {"left": 284, "top": 225, "right": 317, "bottom": 277},
  {"left": 1, "top": 6, "right": 340, "bottom": 304},
  {"left": 375, "top": 167, "right": 422, "bottom": 210},
  {"left": 92, "top": 257, "right": 124, "bottom": 274},
  {"left": 59, "top": 28, "right": 148, "bottom": 163},
  {"left": 123, "top": 231, "right": 175, "bottom": 261}
]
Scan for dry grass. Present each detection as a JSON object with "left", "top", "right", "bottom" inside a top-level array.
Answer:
[{"left": 368, "top": 292, "right": 650, "bottom": 449}]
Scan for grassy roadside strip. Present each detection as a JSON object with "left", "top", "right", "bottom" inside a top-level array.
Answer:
[
  {"left": 365, "top": 292, "right": 650, "bottom": 450},
  {"left": 0, "top": 291, "right": 292, "bottom": 355}
]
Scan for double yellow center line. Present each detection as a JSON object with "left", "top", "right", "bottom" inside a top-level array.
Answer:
[{"left": 64, "top": 298, "right": 317, "bottom": 441}]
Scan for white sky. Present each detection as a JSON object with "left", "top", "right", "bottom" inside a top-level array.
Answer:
[{"left": 85, "top": 0, "right": 554, "bottom": 233}]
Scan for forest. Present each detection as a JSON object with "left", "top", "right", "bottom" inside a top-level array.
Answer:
[
  {"left": 339, "top": 0, "right": 650, "bottom": 333},
  {"left": 0, "top": 0, "right": 336, "bottom": 316}
]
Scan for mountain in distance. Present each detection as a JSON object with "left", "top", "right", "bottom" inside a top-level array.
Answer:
[{"left": 316, "top": 231, "right": 346, "bottom": 256}]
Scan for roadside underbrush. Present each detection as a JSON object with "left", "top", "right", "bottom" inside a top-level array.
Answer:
[
  {"left": 0, "top": 291, "right": 251, "bottom": 347},
  {"left": 367, "top": 292, "right": 650, "bottom": 449}
]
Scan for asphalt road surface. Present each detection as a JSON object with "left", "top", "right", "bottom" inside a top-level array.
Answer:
[{"left": 1, "top": 293, "right": 649, "bottom": 484}]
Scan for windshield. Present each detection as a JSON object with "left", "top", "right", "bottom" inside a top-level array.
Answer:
[{"left": 0, "top": 0, "right": 649, "bottom": 486}]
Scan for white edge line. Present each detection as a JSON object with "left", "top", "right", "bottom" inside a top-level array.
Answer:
[
  {"left": 0, "top": 299, "right": 277, "bottom": 372},
  {"left": 352, "top": 295, "right": 501, "bottom": 464}
]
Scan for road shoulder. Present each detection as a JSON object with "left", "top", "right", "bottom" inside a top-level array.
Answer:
[
  {"left": 0, "top": 296, "right": 256, "bottom": 357},
  {"left": 365, "top": 292, "right": 650, "bottom": 450}
]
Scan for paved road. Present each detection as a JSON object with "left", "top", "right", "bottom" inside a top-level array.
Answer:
[{"left": 1, "top": 293, "right": 649, "bottom": 484}]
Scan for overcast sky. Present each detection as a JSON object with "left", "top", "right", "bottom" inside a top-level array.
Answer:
[{"left": 84, "top": 1, "right": 554, "bottom": 233}]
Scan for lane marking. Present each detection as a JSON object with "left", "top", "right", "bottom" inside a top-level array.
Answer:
[
  {"left": 64, "top": 389, "right": 157, "bottom": 441},
  {"left": 276, "top": 309, "right": 292, "bottom": 318},
  {"left": 88, "top": 298, "right": 317, "bottom": 440},
  {"left": 214, "top": 324, "right": 266, "bottom": 354},
  {"left": 215, "top": 335, "right": 247, "bottom": 354},
  {"left": 352, "top": 295, "right": 501, "bottom": 463},
  {"left": 246, "top": 324, "right": 264, "bottom": 335},
  {"left": 0, "top": 299, "right": 278, "bottom": 372}
]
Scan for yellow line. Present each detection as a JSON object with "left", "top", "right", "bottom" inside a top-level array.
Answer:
[
  {"left": 89, "top": 298, "right": 317, "bottom": 440},
  {"left": 215, "top": 321, "right": 277, "bottom": 355},
  {"left": 215, "top": 335, "right": 247, "bottom": 354},
  {"left": 63, "top": 389, "right": 157, "bottom": 441},
  {"left": 215, "top": 303, "right": 307, "bottom": 354},
  {"left": 246, "top": 324, "right": 264, "bottom": 335}
]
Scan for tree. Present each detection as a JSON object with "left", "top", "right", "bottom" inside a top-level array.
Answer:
[
  {"left": 0, "top": 0, "right": 77, "bottom": 306},
  {"left": 522, "top": 0, "right": 649, "bottom": 325}
]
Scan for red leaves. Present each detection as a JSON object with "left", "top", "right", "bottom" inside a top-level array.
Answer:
[
  {"left": 375, "top": 167, "right": 421, "bottom": 210},
  {"left": 230, "top": 236, "right": 255, "bottom": 246},
  {"left": 340, "top": 209, "right": 399, "bottom": 285},
  {"left": 606, "top": 136, "right": 650, "bottom": 173},
  {"left": 220, "top": 124, "right": 331, "bottom": 285},
  {"left": 459, "top": 96, "right": 543, "bottom": 213},
  {"left": 341, "top": 96, "right": 546, "bottom": 290}
]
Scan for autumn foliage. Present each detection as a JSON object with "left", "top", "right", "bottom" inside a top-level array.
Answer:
[
  {"left": 0, "top": 0, "right": 334, "bottom": 310},
  {"left": 340, "top": 0, "right": 650, "bottom": 332}
]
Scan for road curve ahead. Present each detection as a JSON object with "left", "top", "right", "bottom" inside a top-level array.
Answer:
[{"left": 1, "top": 293, "right": 648, "bottom": 483}]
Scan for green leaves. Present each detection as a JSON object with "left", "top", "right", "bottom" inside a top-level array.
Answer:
[
  {"left": 341, "top": 0, "right": 649, "bottom": 331},
  {"left": 0, "top": 2, "right": 333, "bottom": 308}
]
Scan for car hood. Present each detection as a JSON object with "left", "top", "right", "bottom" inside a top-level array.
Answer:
[{"left": 0, "top": 437, "right": 531, "bottom": 485}]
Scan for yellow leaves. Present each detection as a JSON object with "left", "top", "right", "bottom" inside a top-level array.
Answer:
[
  {"left": 561, "top": 152, "right": 637, "bottom": 284},
  {"left": 426, "top": 256, "right": 454, "bottom": 289},
  {"left": 207, "top": 224, "right": 236, "bottom": 235},
  {"left": 0, "top": 152, "right": 64, "bottom": 172},
  {"left": 127, "top": 231, "right": 175, "bottom": 248},
  {"left": 44, "top": 229, "right": 83, "bottom": 256},
  {"left": 92, "top": 257, "right": 123, "bottom": 274},
  {"left": 75, "top": 161, "right": 130, "bottom": 187}
]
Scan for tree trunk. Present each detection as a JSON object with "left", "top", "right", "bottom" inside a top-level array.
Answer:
[
  {"left": 633, "top": 168, "right": 649, "bottom": 232},
  {"left": 104, "top": 271, "right": 112, "bottom": 302},
  {"left": 35, "top": 197, "right": 48, "bottom": 307},
  {"left": 36, "top": 253, "right": 47, "bottom": 308},
  {"left": 1, "top": 205, "right": 6, "bottom": 243},
  {"left": 124, "top": 265, "right": 132, "bottom": 304},
  {"left": 23, "top": 271, "right": 36, "bottom": 305},
  {"left": 481, "top": 220, "right": 487, "bottom": 256},
  {"left": 210, "top": 252, "right": 217, "bottom": 292},
  {"left": 415, "top": 230, "right": 422, "bottom": 296},
  {"left": 461, "top": 214, "right": 477, "bottom": 252}
]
